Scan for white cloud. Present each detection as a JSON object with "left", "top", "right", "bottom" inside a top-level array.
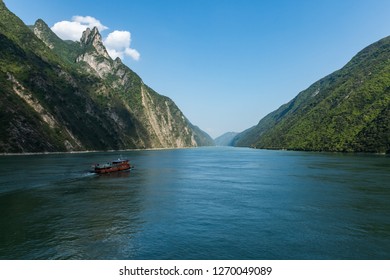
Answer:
[
  {"left": 104, "top": 30, "right": 130, "bottom": 50},
  {"left": 104, "top": 30, "right": 140, "bottom": 61},
  {"left": 72, "top": 16, "right": 108, "bottom": 31},
  {"left": 51, "top": 17, "right": 140, "bottom": 61},
  {"left": 51, "top": 16, "right": 108, "bottom": 41},
  {"left": 124, "top": 47, "right": 141, "bottom": 61}
]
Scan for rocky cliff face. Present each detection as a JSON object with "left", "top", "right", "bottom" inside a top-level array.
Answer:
[
  {"left": 70, "top": 24, "right": 207, "bottom": 149},
  {"left": 76, "top": 27, "right": 113, "bottom": 78},
  {"left": 0, "top": 1, "right": 213, "bottom": 153}
]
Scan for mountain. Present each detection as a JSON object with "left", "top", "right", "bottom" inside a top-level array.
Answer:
[
  {"left": 214, "top": 132, "right": 238, "bottom": 146},
  {"left": 0, "top": 1, "right": 213, "bottom": 153},
  {"left": 189, "top": 124, "right": 215, "bottom": 146},
  {"left": 234, "top": 36, "right": 390, "bottom": 153}
]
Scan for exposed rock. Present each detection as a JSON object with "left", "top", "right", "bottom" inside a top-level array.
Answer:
[{"left": 0, "top": 2, "right": 214, "bottom": 153}]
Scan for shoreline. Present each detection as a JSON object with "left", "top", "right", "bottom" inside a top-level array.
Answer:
[
  {"left": 0, "top": 146, "right": 388, "bottom": 156},
  {"left": 0, "top": 146, "right": 202, "bottom": 156}
]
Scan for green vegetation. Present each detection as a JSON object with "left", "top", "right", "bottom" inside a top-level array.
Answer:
[
  {"left": 0, "top": 1, "right": 213, "bottom": 153},
  {"left": 234, "top": 36, "right": 390, "bottom": 153}
]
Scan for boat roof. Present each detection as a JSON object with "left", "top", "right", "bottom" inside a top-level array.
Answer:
[{"left": 112, "top": 159, "right": 128, "bottom": 163}]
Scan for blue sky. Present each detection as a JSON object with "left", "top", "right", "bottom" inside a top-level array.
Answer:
[{"left": 5, "top": 0, "right": 390, "bottom": 138}]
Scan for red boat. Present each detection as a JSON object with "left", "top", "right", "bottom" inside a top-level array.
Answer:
[{"left": 92, "top": 158, "right": 131, "bottom": 174}]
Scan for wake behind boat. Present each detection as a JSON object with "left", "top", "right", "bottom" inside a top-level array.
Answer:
[{"left": 92, "top": 158, "right": 132, "bottom": 174}]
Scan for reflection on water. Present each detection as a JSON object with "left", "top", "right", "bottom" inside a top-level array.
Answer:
[{"left": 0, "top": 148, "right": 389, "bottom": 259}]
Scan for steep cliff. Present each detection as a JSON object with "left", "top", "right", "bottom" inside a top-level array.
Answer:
[{"left": 0, "top": 1, "right": 213, "bottom": 153}]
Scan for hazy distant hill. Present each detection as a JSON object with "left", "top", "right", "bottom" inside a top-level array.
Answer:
[
  {"left": 0, "top": 1, "right": 213, "bottom": 153},
  {"left": 234, "top": 36, "right": 390, "bottom": 153},
  {"left": 214, "top": 132, "right": 238, "bottom": 146}
]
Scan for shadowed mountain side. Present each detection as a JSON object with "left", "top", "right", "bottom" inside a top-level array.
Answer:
[{"left": 0, "top": 1, "right": 213, "bottom": 153}]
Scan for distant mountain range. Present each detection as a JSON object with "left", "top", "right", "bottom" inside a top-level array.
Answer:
[
  {"left": 214, "top": 132, "right": 238, "bottom": 146},
  {"left": 233, "top": 35, "right": 390, "bottom": 153},
  {"left": 0, "top": 1, "right": 214, "bottom": 153}
]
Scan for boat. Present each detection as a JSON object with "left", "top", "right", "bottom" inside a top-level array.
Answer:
[{"left": 92, "top": 158, "right": 132, "bottom": 174}]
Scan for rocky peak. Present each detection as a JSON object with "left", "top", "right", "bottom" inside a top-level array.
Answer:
[
  {"left": 79, "top": 27, "right": 110, "bottom": 59},
  {"left": 80, "top": 27, "right": 97, "bottom": 45},
  {"left": 33, "top": 19, "right": 54, "bottom": 48},
  {"left": 76, "top": 26, "right": 114, "bottom": 77},
  {"left": 34, "top": 18, "right": 49, "bottom": 30}
]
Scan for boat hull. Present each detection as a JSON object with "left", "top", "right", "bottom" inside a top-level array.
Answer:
[{"left": 93, "top": 159, "right": 131, "bottom": 174}]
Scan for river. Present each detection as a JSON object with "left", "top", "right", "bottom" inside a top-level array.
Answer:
[{"left": 0, "top": 147, "right": 389, "bottom": 259}]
